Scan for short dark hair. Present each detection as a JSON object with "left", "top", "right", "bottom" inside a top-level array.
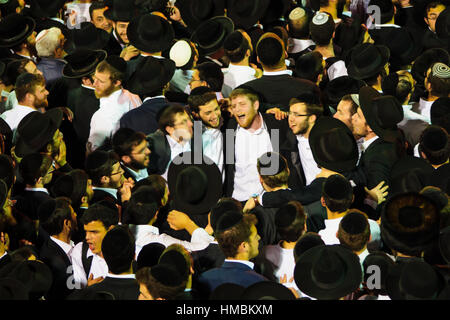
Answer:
[
  {"left": 0, "top": 154, "right": 15, "bottom": 191},
  {"left": 369, "top": 0, "right": 395, "bottom": 24},
  {"left": 96, "top": 59, "right": 124, "bottom": 84},
  {"left": 158, "top": 104, "right": 188, "bottom": 135},
  {"left": 223, "top": 31, "right": 250, "bottom": 63},
  {"left": 80, "top": 202, "right": 119, "bottom": 229},
  {"left": 5, "top": 58, "right": 32, "bottom": 86},
  {"left": 136, "top": 266, "right": 186, "bottom": 300},
  {"left": 425, "top": 1, "right": 446, "bottom": 17},
  {"left": 289, "top": 92, "right": 324, "bottom": 118},
  {"left": 195, "top": 62, "right": 224, "bottom": 92},
  {"left": 40, "top": 197, "right": 73, "bottom": 236},
  {"left": 132, "top": 175, "right": 168, "bottom": 207},
  {"left": 322, "top": 174, "right": 354, "bottom": 213},
  {"left": 276, "top": 201, "right": 306, "bottom": 243},
  {"left": 15, "top": 72, "right": 46, "bottom": 103},
  {"left": 124, "top": 186, "right": 159, "bottom": 225},
  {"left": 257, "top": 152, "right": 290, "bottom": 189},
  {"left": 187, "top": 86, "right": 217, "bottom": 114},
  {"left": 229, "top": 87, "right": 259, "bottom": 104},
  {"left": 337, "top": 209, "right": 370, "bottom": 252},
  {"left": 89, "top": 0, "right": 108, "bottom": 19},
  {"left": 215, "top": 214, "right": 257, "bottom": 258},
  {"left": 295, "top": 51, "right": 323, "bottom": 82},
  {"left": 101, "top": 225, "right": 135, "bottom": 274},
  {"left": 112, "top": 128, "right": 147, "bottom": 157},
  {"left": 85, "top": 150, "right": 120, "bottom": 186},
  {"left": 256, "top": 35, "right": 284, "bottom": 68},
  {"left": 340, "top": 94, "right": 358, "bottom": 115}
]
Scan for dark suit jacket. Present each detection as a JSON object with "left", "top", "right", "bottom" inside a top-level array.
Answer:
[
  {"left": 345, "top": 138, "right": 400, "bottom": 189},
  {"left": 146, "top": 130, "right": 171, "bottom": 175},
  {"left": 39, "top": 237, "right": 73, "bottom": 300},
  {"left": 13, "top": 190, "right": 53, "bottom": 221},
  {"left": 191, "top": 243, "right": 225, "bottom": 275},
  {"left": 104, "top": 32, "right": 124, "bottom": 57},
  {"left": 71, "top": 276, "right": 139, "bottom": 300},
  {"left": 196, "top": 261, "right": 267, "bottom": 298},
  {"left": 241, "top": 74, "right": 319, "bottom": 111},
  {"left": 304, "top": 199, "right": 327, "bottom": 233},
  {"left": 280, "top": 130, "right": 307, "bottom": 190},
  {"left": 223, "top": 113, "right": 289, "bottom": 197},
  {"left": 120, "top": 97, "right": 169, "bottom": 135}
]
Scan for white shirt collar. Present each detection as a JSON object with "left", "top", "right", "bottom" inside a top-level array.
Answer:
[
  {"left": 362, "top": 135, "right": 379, "bottom": 151},
  {"left": 236, "top": 113, "right": 267, "bottom": 134},
  {"left": 288, "top": 38, "right": 315, "bottom": 54},
  {"left": 224, "top": 259, "right": 254, "bottom": 269},
  {"left": 81, "top": 84, "right": 95, "bottom": 90},
  {"left": 167, "top": 134, "right": 189, "bottom": 149},
  {"left": 227, "top": 64, "right": 256, "bottom": 73},
  {"left": 92, "top": 187, "right": 118, "bottom": 199},
  {"left": 107, "top": 273, "right": 136, "bottom": 279},
  {"left": 25, "top": 187, "right": 49, "bottom": 194},
  {"left": 143, "top": 95, "right": 165, "bottom": 102},
  {"left": 263, "top": 69, "right": 293, "bottom": 76},
  {"left": 50, "top": 236, "right": 74, "bottom": 256}
]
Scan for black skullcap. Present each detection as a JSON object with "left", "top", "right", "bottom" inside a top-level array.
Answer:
[
  {"left": 51, "top": 174, "right": 74, "bottom": 198},
  {"left": 323, "top": 174, "right": 352, "bottom": 199},
  {"left": 19, "top": 153, "right": 44, "bottom": 178},
  {"left": 431, "top": 97, "right": 450, "bottom": 126},
  {"left": 293, "top": 233, "right": 325, "bottom": 261},
  {"left": 158, "top": 250, "right": 188, "bottom": 279},
  {"left": 215, "top": 210, "right": 243, "bottom": 233},
  {"left": 421, "top": 126, "right": 448, "bottom": 151},
  {"left": 210, "top": 199, "right": 242, "bottom": 231},
  {"left": 105, "top": 55, "right": 127, "bottom": 74},
  {"left": 137, "top": 242, "right": 166, "bottom": 269},
  {"left": 150, "top": 264, "right": 184, "bottom": 286},
  {"left": 275, "top": 203, "right": 297, "bottom": 228},
  {"left": 340, "top": 211, "right": 369, "bottom": 235},
  {"left": 257, "top": 36, "right": 283, "bottom": 66},
  {"left": 85, "top": 150, "right": 110, "bottom": 171},
  {"left": 258, "top": 152, "right": 287, "bottom": 176},
  {"left": 223, "top": 30, "right": 244, "bottom": 51},
  {"left": 189, "top": 85, "right": 215, "bottom": 96},
  {"left": 381, "top": 72, "right": 399, "bottom": 96}
]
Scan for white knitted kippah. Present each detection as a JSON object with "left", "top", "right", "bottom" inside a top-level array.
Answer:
[
  {"left": 312, "top": 12, "right": 330, "bottom": 25},
  {"left": 169, "top": 40, "right": 192, "bottom": 68}
]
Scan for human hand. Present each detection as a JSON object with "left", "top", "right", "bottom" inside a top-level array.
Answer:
[
  {"left": 243, "top": 197, "right": 256, "bottom": 213},
  {"left": 365, "top": 181, "right": 389, "bottom": 204},
  {"left": 87, "top": 273, "right": 104, "bottom": 286},
  {"left": 167, "top": 210, "right": 199, "bottom": 235},
  {"left": 119, "top": 178, "right": 135, "bottom": 203},
  {"left": 266, "top": 107, "right": 288, "bottom": 120},
  {"left": 54, "top": 139, "right": 67, "bottom": 168},
  {"left": 120, "top": 45, "right": 140, "bottom": 61}
]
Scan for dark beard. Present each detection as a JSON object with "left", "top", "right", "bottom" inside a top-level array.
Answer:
[{"left": 127, "top": 158, "right": 147, "bottom": 171}]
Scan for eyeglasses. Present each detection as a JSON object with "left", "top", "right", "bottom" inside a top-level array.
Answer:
[
  {"left": 110, "top": 167, "right": 124, "bottom": 176},
  {"left": 287, "top": 112, "right": 310, "bottom": 117}
]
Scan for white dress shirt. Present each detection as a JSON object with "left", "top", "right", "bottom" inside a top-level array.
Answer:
[
  {"left": 162, "top": 135, "right": 191, "bottom": 181},
  {"left": 262, "top": 244, "right": 299, "bottom": 291},
  {"left": 232, "top": 114, "right": 273, "bottom": 201},
  {"left": 296, "top": 135, "right": 321, "bottom": 186},
  {"left": 50, "top": 236, "right": 75, "bottom": 262},
  {"left": 0, "top": 104, "right": 36, "bottom": 135},
  {"left": 222, "top": 64, "right": 257, "bottom": 97},
  {"left": 92, "top": 187, "right": 118, "bottom": 199},
  {"left": 202, "top": 127, "right": 224, "bottom": 180},
  {"left": 123, "top": 165, "right": 149, "bottom": 182},
  {"left": 413, "top": 98, "right": 434, "bottom": 123},
  {"left": 71, "top": 241, "right": 109, "bottom": 289},
  {"left": 130, "top": 224, "right": 214, "bottom": 257},
  {"left": 87, "top": 89, "right": 141, "bottom": 152}
]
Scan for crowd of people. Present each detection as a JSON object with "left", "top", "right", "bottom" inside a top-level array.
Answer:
[{"left": 0, "top": 0, "right": 448, "bottom": 301}]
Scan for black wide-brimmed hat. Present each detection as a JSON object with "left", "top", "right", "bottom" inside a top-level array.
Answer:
[
  {"left": 64, "top": 22, "right": 110, "bottom": 54},
  {"left": 359, "top": 86, "right": 403, "bottom": 143},
  {"left": 294, "top": 244, "right": 362, "bottom": 300},
  {"left": 260, "top": 0, "right": 291, "bottom": 27},
  {"left": 347, "top": 43, "right": 390, "bottom": 80},
  {"left": 241, "top": 281, "right": 296, "bottom": 300},
  {"left": 226, "top": 0, "right": 270, "bottom": 30},
  {"left": 28, "top": 0, "right": 66, "bottom": 19},
  {"left": 177, "top": 0, "right": 226, "bottom": 31},
  {"left": 15, "top": 108, "right": 63, "bottom": 158},
  {"left": 191, "top": 16, "right": 234, "bottom": 55},
  {"left": 324, "top": 76, "right": 364, "bottom": 107},
  {"left": 210, "top": 283, "right": 245, "bottom": 300},
  {"left": 63, "top": 48, "right": 107, "bottom": 79},
  {"left": 386, "top": 260, "right": 448, "bottom": 300},
  {"left": 127, "top": 56, "right": 175, "bottom": 96},
  {"left": 0, "top": 277, "right": 29, "bottom": 300},
  {"left": 381, "top": 192, "right": 440, "bottom": 257},
  {"left": 362, "top": 252, "right": 395, "bottom": 295},
  {"left": 389, "top": 155, "right": 434, "bottom": 196},
  {"left": 308, "top": 116, "right": 359, "bottom": 173},
  {"left": 411, "top": 48, "right": 450, "bottom": 84},
  {"left": 435, "top": 8, "right": 450, "bottom": 40},
  {"left": 379, "top": 27, "right": 423, "bottom": 69},
  {"left": 104, "top": 0, "right": 140, "bottom": 22},
  {"left": 127, "top": 14, "right": 175, "bottom": 53},
  {"left": 168, "top": 152, "right": 222, "bottom": 215},
  {"left": 0, "top": 13, "right": 36, "bottom": 48}
]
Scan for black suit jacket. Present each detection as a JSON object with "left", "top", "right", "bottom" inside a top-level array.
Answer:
[
  {"left": 70, "top": 276, "right": 139, "bottom": 300},
  {"left": 104, "top": 32, "right": 123, "bottom": 57},
  {"left": 146, "top": 130, "right": 171, "bottom": 175},
  {"left": 223, "top": 113, "right": 289, "bottom": 197},
  {"left": 280, "top": 130, "right": 307, "bottom": 190},
  {"left": 39, "top": 237, "right": 73, "bottom": 300},
  {"left": 13, "top": 190, "right": 53, "bottom": 221},
  {"left": 120, "top": 97, "right": 170, "bottom": 135},
  {"left": 241, "top": 74, "right": 319, "bottom": 111}
]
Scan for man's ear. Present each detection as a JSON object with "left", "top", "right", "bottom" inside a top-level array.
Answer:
[
  {"left": 100, "top": 175, "right": 110, "bottom": 186},
  {"left": 320, "top": 196, "right": 326, "bottom": 207},
  {"left": 253, "top": 100, "right": 260, "bottom": 112},
  {"left": 121, "top": 155, "right": 131, "bottom": 165},
  {"left": 114, "top": 79, "right": 122, "bottom": 88},
  {"left": 165, "top": 126, "right": 174, "bottom": 136}
]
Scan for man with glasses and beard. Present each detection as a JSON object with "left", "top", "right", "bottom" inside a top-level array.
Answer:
[{"left": 112, "top": 128, "right": 151, "bottom": 183}]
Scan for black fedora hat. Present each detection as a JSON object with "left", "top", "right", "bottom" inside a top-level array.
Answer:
[
  {"left": 308, "top": 116, "right": 359, "bottom": 173},
  {"left": 63, "top": 48, "right": 107, "bottom": 79},
  {"left": 381, "top": 192, "right": 440, "bottom": 257},
  {"left": 226, "top": 0, "right": 270, "bottom": 30},
  {"left": 104, "top": 0, "right": 140, "bottom": 22},
  {"left": 359, "top": 86, "right": 403, "bottom": 143},
  {"left": 177, "top": 0, "right": 225, "bottom": 32},
  {"left": 386, "top": 260, "right": 447, "bottom": 300},
  {"left": 379, "top": 27, "right": 423, "bottom": 69},
  {"left": 127, "top": 14, "right": 175, "bottom": 53},
  {"left": 333, "top": 16, "right": 365, "bottom": 56},
  {"left": 260, "top": 0, "right": 291, "bottom": 27},
  {"left": 191, "top": 16, "right": 234, "bottom": 55},
  {"left": 168, "top": 152, "right": 222, "bottom": 215},
  {"left": 435, "top": 8, "right": 450, "bottom": 40},
  {"left": 0, "top": 277, "right": 29, "bottom": 300},
  {"left": 294, "top": 244, "right": 362, "bottom": 300},
  {"left": 28, "top": 0, "right": 66, "bottom": 19},
  {"left": 347, "top": 43, "right": 390, "bottom": 80},
  {"left": 411, "top": 48, "right": 450, "bottom": 84},
  {"left": 64, "top": 22, "right": 110, "bottom": 54},
  {"left": 324, "top": 76, "right": 364, "bottom": 107},
  {"left": 362, "top": 251, "right": 395, "bottom": 295},
  {"left": 389, "top": 155, "right": 435, "bottom": 196},
  {"left": 0, "top": 13, "right": 36, "bottom": 48},
  {"left": 241, "top": 281, "right": 296, "bottom": 300},
  {"left": 127, "top": 56, "right": 175, "bottom": 96},
  {"left": 14, "top": 108, "right": 63, "bottom": 158},
  {"left": 210, "top": 283, "right": 245, "bottom": 300}
]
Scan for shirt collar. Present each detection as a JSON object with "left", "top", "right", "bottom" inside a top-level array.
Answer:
[
  {"left": 224, "top": 259, "right": 254, "bottom": 269},
  {"left": 236, "top": 112, "right": 267, "bottom": 134},
  {"left": 81, "top": 84, "right": 95, "bottom": 90},
  {"left": 167, "top": 134, "right": 189, "bottom": 148},
  {"left": 25, "top": 187, "right": 49, "bottom": 194},
  {"left": 143, "top": 95, "right": 165, "bottom": 102},
  {"left": 227, "top": 64, "right": 256, "bottom": 73},
  {"left": 288, "top": 38, "right": 315, "bottom": 54},
  {"left": 92, "top": 187, "right": 118, "bottom": 199},
  {"left": 50, "top": 236, "right": 74, "bottom": 256},
  {"left": 123, "top": 165, "right": 149, "bottom": 181},
  {"left": 263, "top": 69, "right": 293, "bottom": 76},
  {"left": 362, "top": 135, "right": 379, "bottom": 151},
  {"left": 107, "top": 273, "right": 136, "bottom": 279}
]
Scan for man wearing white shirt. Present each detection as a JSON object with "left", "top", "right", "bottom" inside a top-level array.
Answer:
[
  {"left": 87, "top": 56, "right": 141, "bottom": 153},
  {"left": 221, "top": 30, "right": 260, "bottom": 97},
  {"left": 1, "top": 72, "right": 48, "bottom": 138}
]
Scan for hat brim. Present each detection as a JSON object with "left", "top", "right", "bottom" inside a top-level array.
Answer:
[
  {"left": 168, "top": 152, "right": 222, "bottom": 215},
  {"left": 64, "top": 26, "right": 110, "bottom": 54},
  {"left": 62, "top": 50, "right": 107, "bottom": 79},
  {"left": 347, "top": 45, "right": 390, "bottom": 80},
  {"left": 0, "top": 16, "right": 36, "bottom": 48},
  {"left": 226, "top": 0, "right": 271, "bottom": 30},
  {"left": 359, "top": 86, "right": 401, "bottom": 143},
  {"left": 241, "top": 281, "right": 296, "bottom": 300},
  {"left": 127, "top": 15, "right": 175, "bottom": 53},
  {"left": 309, "top": 116, "right": 359, "bottom": 172},
  {"left": 294, "top": 245, "right": 362, "bottom": 300},
  {"left": 190, "top": 16, "right": 234, "bottom": 55},
  {"left": 177, "top": 0, "right": 226, "bottom": 32}
]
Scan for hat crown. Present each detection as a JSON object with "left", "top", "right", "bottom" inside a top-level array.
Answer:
[
  {"left": 372, "top": 96, "right": 403, "bottom": 129},
  {"left": 176, "top": 166, "right": 208, "bottom": 204},
  {"left": 398, "top": 206, "right": 424, "bottom": 228},
  {"left": 197, "top": 20, "right": 223, "bottom": 46},
  {"left": 399, "top": 262, "right": 439, "bottom": 299},
  {"left": 138, "top": 15, "right": 165, "bottom": 42},
  {"left": 192, "top": 0, "right": 214, "bottom": 19},
  {"left": 311, "top": 249, "right": 346, "bottom": 289},
  {"left": 353, "top": 45, "right": 381, "bottom": 68}
]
